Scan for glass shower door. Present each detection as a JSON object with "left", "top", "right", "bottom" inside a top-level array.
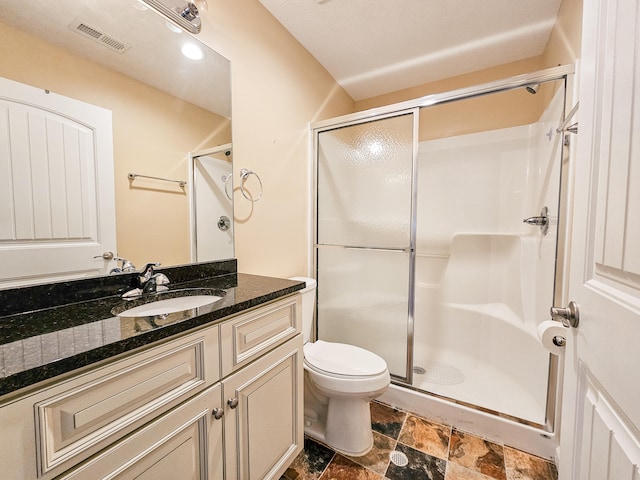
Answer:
[{"left": 314, "top": 111, "right": 417, "bottom": 381}]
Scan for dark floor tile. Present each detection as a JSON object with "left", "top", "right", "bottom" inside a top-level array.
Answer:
[
  {"left": 371, "top": 401, "right": 407, "bottom": 439},
  {"left": 320, "top": 454, "right": 383, "bottom": 479},
  {"left": 280, "top": 437, "right": 335, "bottom": 480},
  {"left": 448, "top": 430, "right": 506, "bottom": 480},
  {"left": 386, "top": 442, "right": 447, "bottom": 480}
]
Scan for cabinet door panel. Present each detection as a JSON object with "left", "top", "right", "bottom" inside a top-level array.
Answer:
[{"left": 224, "top": 335, "right": 303, "bottom": 480}]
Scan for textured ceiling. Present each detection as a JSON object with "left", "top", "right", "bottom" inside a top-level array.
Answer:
[{"left": 259, "top": 0, "right": 563, "bottom": 100}]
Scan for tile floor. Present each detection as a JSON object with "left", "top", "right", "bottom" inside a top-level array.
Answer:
[{"left": 280, "top": 401, "right": 558, "bottom": 480}]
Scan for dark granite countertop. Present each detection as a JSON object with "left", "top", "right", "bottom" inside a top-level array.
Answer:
[{"left": 0, "top": 263, "right": 304, "bottom": 399}]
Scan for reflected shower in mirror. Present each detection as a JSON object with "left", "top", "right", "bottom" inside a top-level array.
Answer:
[
  {"left": 0, "top": 0, "right": 232, "bottom": 288},
  {"left": 190, "top": 144, "right": 234, "bottom": 263}
]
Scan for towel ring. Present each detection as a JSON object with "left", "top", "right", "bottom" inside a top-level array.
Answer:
[
  {"left": 222, "top": 174, "right": 233, "bottom": 201},
  {"left": 239, "top": 168, "right": 263, "bottom": 202}
]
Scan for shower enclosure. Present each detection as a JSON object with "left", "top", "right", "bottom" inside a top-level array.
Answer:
[{"left": 312, "top": 65, "right": 574, "bottom": 439}]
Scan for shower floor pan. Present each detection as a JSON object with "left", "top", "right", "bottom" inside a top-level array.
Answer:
[{"left": 410, "top": 348, "right": 546, "bottom": 425}]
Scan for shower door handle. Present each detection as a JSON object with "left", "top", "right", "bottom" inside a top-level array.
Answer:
[{"left": 550, "top": 301, "right": 579, "bottom": 328}]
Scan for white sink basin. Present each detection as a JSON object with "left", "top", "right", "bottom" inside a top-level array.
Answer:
[{"left": 117, "top": 295, "right": 222, "bottom": 317}]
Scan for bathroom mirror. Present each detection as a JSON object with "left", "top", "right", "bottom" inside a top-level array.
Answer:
[{"left": 0, "top": 0, "right": 233, "bottom": 287}]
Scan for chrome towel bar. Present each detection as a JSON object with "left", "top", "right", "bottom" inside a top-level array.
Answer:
[{"left": 128, "top": 172, "right": 186, "bottom": 188}]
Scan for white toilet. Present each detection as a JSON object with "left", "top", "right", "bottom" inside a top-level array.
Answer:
[{"left": 291, "top": 276, "right": 390, "bottom": 457}]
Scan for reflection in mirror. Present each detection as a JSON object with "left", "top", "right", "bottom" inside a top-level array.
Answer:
[
  {"left": 190, "top": 144, "right": 234, "bottom": 262},
  {"left": 0, "top": 0, "right": 232, "bottom": 288}
]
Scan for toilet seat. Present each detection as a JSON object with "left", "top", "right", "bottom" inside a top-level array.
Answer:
[{"left": 304, "top": 340, "right": 387, "bottom": 378}]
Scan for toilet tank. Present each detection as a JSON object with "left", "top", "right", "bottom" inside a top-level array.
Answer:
[{"left": 289, "top": 276, "right": 316, "bottom": 343}]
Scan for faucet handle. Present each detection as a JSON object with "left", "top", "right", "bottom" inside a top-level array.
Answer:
[
  {"left": 113, "top": 257, "right": 137, "bottom": 272},
  {"left": 107, "top": 256, "right": 137, "bottom": 274},
  {"left": 152, "top": 273, "right": 170, "bottom": 285},
  {"left": 140, "top": 272, "right": 170, "bottom": 294},
  {"left": 139, "top": 262, "right": 161, "bottom": 280}
]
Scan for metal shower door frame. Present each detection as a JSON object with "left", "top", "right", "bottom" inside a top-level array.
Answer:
[{"left": 311, "top": 108, "right": 420, "bottom": 384}]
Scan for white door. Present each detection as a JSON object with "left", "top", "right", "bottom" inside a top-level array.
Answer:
[
  {"left": 559, "top": 0, "right": 640, "bottom": 477},
  {"left": 0, "top": 77, "right": 116, "bottom": 287}
]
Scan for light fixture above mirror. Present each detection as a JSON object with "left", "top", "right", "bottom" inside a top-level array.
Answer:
[{"left": 138, "top": 0, "right": 208, "bottom": 34}]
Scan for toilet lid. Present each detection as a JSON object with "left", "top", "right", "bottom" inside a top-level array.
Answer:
[{"left": 304, "top": 340, "right": 388, "bottom": 376}]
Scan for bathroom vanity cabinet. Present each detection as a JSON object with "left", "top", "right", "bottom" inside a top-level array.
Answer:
[{"left": 0, "top": 294, "right": 303, "bottom": 480}]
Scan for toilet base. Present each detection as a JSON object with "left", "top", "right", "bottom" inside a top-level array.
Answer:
[{"left": 304, "top": 397, "right": 375, "bottom": 457}]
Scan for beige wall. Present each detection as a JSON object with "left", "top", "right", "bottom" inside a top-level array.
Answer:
[
  {"left": 0, "top": 21, "right": 231, "bottom": 269},
  {"left": 196, "top": 0, "right": 354, "bottom": 277}
]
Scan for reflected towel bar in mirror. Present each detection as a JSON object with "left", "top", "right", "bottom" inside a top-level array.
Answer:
[{"left": 128, "top": 173, "right": 187, "bottom": 188}]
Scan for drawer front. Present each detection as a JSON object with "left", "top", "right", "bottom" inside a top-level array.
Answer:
[
  {"left": 221, "top": 295, "right": 300, "bottom": 376},
  {"left": 57, "top": 383, "right": 223, "bottom": 480},
  {"left": 35, "top": 327, "right": 219, "bottom": 475}
]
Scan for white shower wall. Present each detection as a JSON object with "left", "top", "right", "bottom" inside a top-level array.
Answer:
[{"left": 412, "top": 88, "right": 564, "bottom": 424}]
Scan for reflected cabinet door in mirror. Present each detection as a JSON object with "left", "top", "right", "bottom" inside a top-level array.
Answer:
[{"left": 0, "top": 77, "right": 116, "bottom": 287}]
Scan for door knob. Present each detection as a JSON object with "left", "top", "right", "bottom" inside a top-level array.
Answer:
[
  {"left": 93, "top": 251, "right": 114, "bottom": 261},
  {"left": 227, "top": 397, "right": 239, "bottom": 409},
  {"left": 550, "top": 301, "right": 579, "bottom": 328}
]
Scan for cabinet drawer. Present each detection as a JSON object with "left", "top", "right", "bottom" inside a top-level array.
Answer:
[
  {"left": 35, "top": 327, "right": 219, "bottom": 476},
  {"left": 57, "top": 383, "right": 223, "bottom": 480},
  {"left": 221, "top": 295, "right": 300, "bottom": 376}
]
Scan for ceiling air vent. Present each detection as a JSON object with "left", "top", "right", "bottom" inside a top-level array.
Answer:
[{"left": 68, "top": 19, "right": 130, "bottom": 54}]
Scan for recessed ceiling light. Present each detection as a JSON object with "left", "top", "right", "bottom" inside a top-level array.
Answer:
[{"left": 181, "top": 42, "right": 204, "bottom": 60}]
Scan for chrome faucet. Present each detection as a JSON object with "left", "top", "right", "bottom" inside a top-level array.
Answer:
[
  {"left": 122, "top": 262, "right": 170, "bottom": 299},
  {"left": 138, "top": 262, "right": 160, "bottom": 283},
  {"left": 107, "top": 256, "right": 138, "bottom": 274}
]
